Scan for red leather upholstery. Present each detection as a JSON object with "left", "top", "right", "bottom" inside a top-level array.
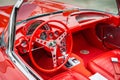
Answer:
[
  {"left": 49, "top": 71, "right": 89, "bottom": 80},
  {"left": 88, "top": 49, "right": 120, "bottom": 80}
]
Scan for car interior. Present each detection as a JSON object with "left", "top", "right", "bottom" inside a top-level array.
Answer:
[{"left": 14, "top": 9, "right": 120, "bottom": 80}]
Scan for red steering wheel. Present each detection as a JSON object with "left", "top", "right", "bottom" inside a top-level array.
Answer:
[{"left": 29, "top": 20, "right": 73, "bottom": 73}]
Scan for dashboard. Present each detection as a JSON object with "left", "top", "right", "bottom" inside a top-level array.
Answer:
[{"left": 15, "top": 10, "right": 119, "bottom": 54}]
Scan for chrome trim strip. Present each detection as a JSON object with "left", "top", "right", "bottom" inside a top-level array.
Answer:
[{"left": 6, "top": 0, "right": 43, "bottom": 80}]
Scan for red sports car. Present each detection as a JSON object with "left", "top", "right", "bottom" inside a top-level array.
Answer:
[{"left": 0, "top": 0, "right": 120, "bottom": 80}]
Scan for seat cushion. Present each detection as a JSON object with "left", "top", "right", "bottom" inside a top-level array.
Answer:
[
  {"left": 49, "top": 71, "right": 89, "bottom": 80},
  {"left": 88, "top": 49, "right": 120, "bottom": 80}
]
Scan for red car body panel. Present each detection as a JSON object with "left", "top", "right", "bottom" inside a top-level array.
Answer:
[
  {"left": 0, "top": 6, "right": 13, "bottom": 34},
  {"left": 0, "top": 48, "right": 27, "bottom": 80}
]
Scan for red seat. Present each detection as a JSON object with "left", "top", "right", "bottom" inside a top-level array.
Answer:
[
  {"left": 49, "top": 71, "right": 89, "bottom": 80},
  {"left": 88, "top": 49, "right": 120, "bottom": 80}
]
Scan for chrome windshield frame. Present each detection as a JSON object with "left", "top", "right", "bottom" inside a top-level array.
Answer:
[
  {"left": 7, "top": 0, "right": 23, "bottom": 53},
  {"left": 6, "top": 0, "right": 43, "bottom": 80}
]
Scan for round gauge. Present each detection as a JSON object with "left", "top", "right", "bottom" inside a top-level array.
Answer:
[
  {"left": 40, "top": 32, "right": 47, "bottom": 40},
  {"left": 26, "top": 21, "right": 50, "bottom": 35}
]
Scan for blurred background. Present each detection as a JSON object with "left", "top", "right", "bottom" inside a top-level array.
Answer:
[{"left": 0, "top": 0, "right": 118, "bottom": 14}]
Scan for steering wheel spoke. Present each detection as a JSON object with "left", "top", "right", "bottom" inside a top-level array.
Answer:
[
  {"left": 35, "top": 38, "right": 49, "bottom": 47},
  {"left": 50, "top": 46, "right": 57, "bottom": 68},
  {"left": 55, "top": 32, "right": 67, "bottom": 46},
  {"left": 58, "top": 52, "right": 68, "bottom": 60}
]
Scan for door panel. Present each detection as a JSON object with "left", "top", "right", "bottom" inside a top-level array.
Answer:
[{"left": 96, "top": 23, "right": 120, "bottom": 49}]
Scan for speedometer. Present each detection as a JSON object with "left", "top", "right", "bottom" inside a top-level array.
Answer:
[
  {"left": 26, "top": 21, "right": 41, "bottom": 35},
  {"left": 26, "top": 21, "right": 50, "bottom": 35}
]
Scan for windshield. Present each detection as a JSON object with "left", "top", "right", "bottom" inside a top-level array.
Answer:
[
  {"left": 0, "top": 0, "right": 118, "bottom": 14},
  {"left": 0, "top": 0, "right": 16, "bottom": 6},
  {"left": 55, "top": 0, "right": 118, "bottom": 14}
]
